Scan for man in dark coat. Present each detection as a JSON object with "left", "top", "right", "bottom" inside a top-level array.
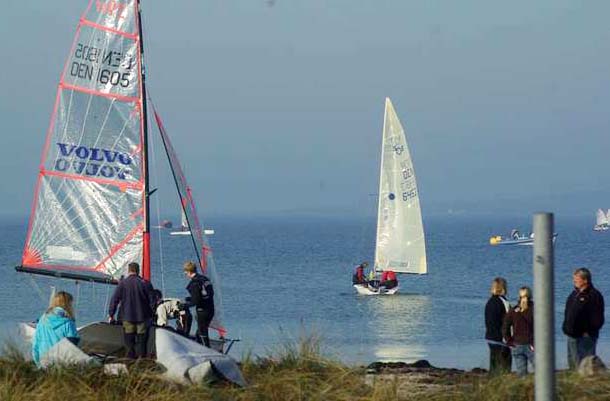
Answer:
[
  {"left": 562, "top": 267, "right": 605, "bottom": 369},
  {"left": 183, "top": 261, "right": 215, "bottom": 347},
  {"left": 108, "top": 262, "right": 155, "bottom": 359}
]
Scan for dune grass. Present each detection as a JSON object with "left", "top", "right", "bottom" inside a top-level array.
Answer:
[{"left": 1, "top": 337, "right": 609, "bottom": 401}]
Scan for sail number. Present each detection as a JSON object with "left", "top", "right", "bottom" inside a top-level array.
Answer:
[
  {"left": 69, "top": 43, "right": 135, "bottom": 89},
  {"left": 402, "top": 189, "right": 417, "bottom": 201}
]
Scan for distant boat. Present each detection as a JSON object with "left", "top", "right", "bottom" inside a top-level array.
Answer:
[
  {"left": 353, "top": 98, "right": 427, "bottom": 296},
  {"left": 171, "top": 209, "right": 215, "bottom": 236},
  {"left": 593, "top": 209, "right": 609, "bottom": 232},
  {"left": 489, "top": 229, "right": 557, "bottom": 246}
]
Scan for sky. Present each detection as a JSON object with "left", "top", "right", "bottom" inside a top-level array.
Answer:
[{"left": 1, "top": 0, "right": 610, "bottom": 219}]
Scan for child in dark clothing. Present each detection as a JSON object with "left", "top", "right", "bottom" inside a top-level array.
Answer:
[{"left": 503, "top": 286, "right": 534, "bottom": 376}]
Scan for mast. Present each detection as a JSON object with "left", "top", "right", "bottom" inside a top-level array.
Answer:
[
  {"left": 136, "top": 0, "right": 151, "bottom": 281},
  {"left": 373, "top": 98, "right": 389, "bottom": 274}
]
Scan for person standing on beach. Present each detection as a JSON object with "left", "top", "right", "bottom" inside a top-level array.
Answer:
[
  {"left": 108, "top": 262, "right": 155, "bottom": 359},
  {"left": 184, "top": 261, "right": 215, "bottom": 347},
  {"left": 562, "top": 267, "right": 605, "bottom": 369},
  {"left": 503, "top": 287, "right": 534, "bottom": 376},
  {"left": 485, "top": 277, "right": 511, "bottom": 375}
]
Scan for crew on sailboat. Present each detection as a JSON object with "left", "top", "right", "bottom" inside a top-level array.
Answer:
[
  {"left": 153, "top": 289, "right": 192, "bottom": 336},
  {"left": 352, "top": 262, "right": 369, "bottom": 285},
  {"left": 108, "top": 262, "right": 156, "bottom": 359},
  {"left": 380, "top": 270, "right": 398, "bottom": 289},
  {"left": 183, "top": 261, "right": 215, "bottom": 348},
  {"left": 32, "top": 291, "right": 79, "bottom": 367}
]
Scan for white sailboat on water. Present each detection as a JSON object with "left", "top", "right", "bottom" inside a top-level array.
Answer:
[
  {"left": 170, "top": 209, "right": 215, "bottom": 236},
  {"left": 354, "top": 98, "right": 427, "bottom": 295},
  {"left": 593, "top": 209, "right": 609, "bottom": 231},
  {"left": 13, "top": 0, "right": 243, "bottom": 383}
]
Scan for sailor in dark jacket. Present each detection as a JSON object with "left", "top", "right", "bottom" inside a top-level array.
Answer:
[
  {"left": 183, "top": 261, "right": 215, "bottom": 347},
  {"left": 485, "top": 277, "right": 511, "bottom": 375},
  {"left": 108, "top": 262, "right": 155, "bottom": 359},
  {"left": 562, "top": 267, "right": 605, "bottom": 369}
]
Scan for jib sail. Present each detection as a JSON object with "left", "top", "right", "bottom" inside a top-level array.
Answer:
[{"left": 153, "top": 109, "right": 226, "bottom": 337}]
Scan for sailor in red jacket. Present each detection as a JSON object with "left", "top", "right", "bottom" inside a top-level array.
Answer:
[
  {"left": 352, "top": 262, "right": 369, "bottom": 285},
  {"left": 380, "top": 270, "right": 398, "bottom": 289}
]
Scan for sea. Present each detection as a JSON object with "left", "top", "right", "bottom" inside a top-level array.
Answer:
[{"left": 1, "top": 214, "right": 609, "bottom": 370}]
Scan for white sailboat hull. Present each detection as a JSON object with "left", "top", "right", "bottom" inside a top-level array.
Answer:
[
  {"left": 170, "top": 229, "right": 215, "bottom": 236},
  {"left": 353, "top": 284, "right": 399, "bottom": 296}
]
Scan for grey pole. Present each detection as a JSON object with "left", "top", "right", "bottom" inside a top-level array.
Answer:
[{"left": 533, "top": 213, "right": 555, "bottom": 401}]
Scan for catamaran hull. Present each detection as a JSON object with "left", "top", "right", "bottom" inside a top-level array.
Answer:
[{"left": 353, "top": 284, "right": 399, "bottom": 296}]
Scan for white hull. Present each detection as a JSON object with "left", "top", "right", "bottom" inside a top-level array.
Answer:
[
  {"left": 353, "top": 284, "right": 399, "bottom": 296},
  {"left": 170, "top": 229, "right": 215, "bottom": 236}
]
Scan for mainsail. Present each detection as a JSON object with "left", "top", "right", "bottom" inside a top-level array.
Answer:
[
  {"left": 374, "top": 98, "right": 427, "bottom": 274},
  {"left": 153, "top": 110, "right": 225, "bottom": 336},
  {"left": 19, "top": 0, "right": 145, "bottom": 282},
  {"left": 596, "top": 209, "right": 607, "bottom": 226}
]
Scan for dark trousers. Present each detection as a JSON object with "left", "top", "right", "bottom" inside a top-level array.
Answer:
[
  {"left": 122, "top": 321, "right": 148, "bottom": 359},
  {"left": 196, "top": 309, "right": 214, "bottom": 348},
  {"left": 488, "top": 343, "right": 512, "bottom": 375},
  {"left": 567, "top": 335, "right": 598, "bottom": 370}
]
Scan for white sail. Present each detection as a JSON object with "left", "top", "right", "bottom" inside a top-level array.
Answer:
[
  {"left": 596, "top": 209, "right": 608, "bottom": 226},
  {"left": 180, "top": 209, "right": 189, "bottom": 230},
  {"left": 374, "top": 98, "right": 427, "bottom": 274}
]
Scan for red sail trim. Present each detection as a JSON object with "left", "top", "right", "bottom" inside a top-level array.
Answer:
[
  {"left": 41, "top": 169, "right": 143, "bottom": 191},
  {"left": 22, "top": 246, "right": 43, "bottom": 266},
  {"left": 211, "top": 324, "right": 227, "bottom": 338},
  {"left": 94, "top": 222, "right": 144, "bottom": 271},
  {"left": 81, "top": 18, "right": 138, "bottom": 40},
  {"left": 60, "top": 82, "right": 140, "bottom": 103}
]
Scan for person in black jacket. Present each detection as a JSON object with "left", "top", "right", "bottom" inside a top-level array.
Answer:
[
  {"left": 108, "top": 262, "right": 155, "bottom": 359},
  {"left": 562, "top": 267, "right": 605, "bottom": 369},
  {"left": 183, "top": 261, "right": 215, "bottom": 347},
  {"left": 485, "top": 277, "right": 511, "bottom": 375}
]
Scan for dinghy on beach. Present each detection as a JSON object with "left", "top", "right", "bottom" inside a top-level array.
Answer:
[
  {"left": 12, "top": 0, "right": 241, "bottom": 384},
  {"left": 353, "top": 98, "right": 427, "bottom": 296}
]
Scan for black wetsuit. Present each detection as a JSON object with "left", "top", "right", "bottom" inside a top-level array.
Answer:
[{"left": 186, "top": 274, "right": 215, "bottom": 347}]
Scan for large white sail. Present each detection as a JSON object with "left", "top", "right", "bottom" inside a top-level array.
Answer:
[
  {"left": 21, "top": 0, "right": 144, "bottom": 280},
  {"left": 374, "top": 98, "right": 427, "bottom": 274},
  {"left": 596, "top": 209, "right": 608, "bottom": 226}
]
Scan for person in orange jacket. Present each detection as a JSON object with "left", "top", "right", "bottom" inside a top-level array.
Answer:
[{"left": 352, "top": 262, "right": 369, "bottom": 285}]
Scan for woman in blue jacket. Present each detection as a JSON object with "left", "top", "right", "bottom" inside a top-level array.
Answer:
[{"left": 32, "top": 291, "right": 79, "bottom": 366}]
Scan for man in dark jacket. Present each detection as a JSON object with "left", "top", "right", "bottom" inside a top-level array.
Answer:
[
  {"left": 562, "top": 267, "right": 605, "bottom": 369},
  {"left": 108, "top": 262, "right": 155, "bottom": 359},
  {"left": 184, "top": 261, "right": 215, "bottom": 347}
]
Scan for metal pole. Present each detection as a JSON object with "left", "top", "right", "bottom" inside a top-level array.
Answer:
[{"left": 533, "top": 213, "right": 555, "bottom": 401}]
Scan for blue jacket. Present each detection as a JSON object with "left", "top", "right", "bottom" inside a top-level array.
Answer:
[{"left": 32, "top": 307, "right": 79, "bottom": 366}]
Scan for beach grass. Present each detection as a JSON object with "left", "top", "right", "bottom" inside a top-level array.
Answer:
[{"left": 1, "top": 337, "right": 609, "bottom": 401}]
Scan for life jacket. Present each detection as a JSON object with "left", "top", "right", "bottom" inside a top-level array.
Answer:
[{"left": 382, "top": 270, "right": 397, "bottom": 281}]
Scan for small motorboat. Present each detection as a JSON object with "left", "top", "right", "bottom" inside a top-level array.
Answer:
[{"left": 489, "top": 229, "right": 557, "bottom": 246}]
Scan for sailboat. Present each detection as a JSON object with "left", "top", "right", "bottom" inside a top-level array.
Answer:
[
  {"left": 353, "top": 98, "right": 427, "bottom": 295},
  {"left": 593, "top": 209, "right": 609, "bottom": 231},
  {"left": 13, "top": 0, "right": 240, "bottom": 378},
  {"left": 170, "top": 209, "right": 215, "bottom": 236}
]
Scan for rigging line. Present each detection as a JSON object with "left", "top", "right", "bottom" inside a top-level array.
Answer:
[
  {"left": 102, "top": 284, "right": 111, "bottom": 320},
  {"left": 147, "top": 93, "right": 166, "bottom": 295},
  {"left": 74, "top": 280, "right": 81, "bottom": 315},
  {"left": 28, "top": 275, "right": 47, "bottom": 304}
]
